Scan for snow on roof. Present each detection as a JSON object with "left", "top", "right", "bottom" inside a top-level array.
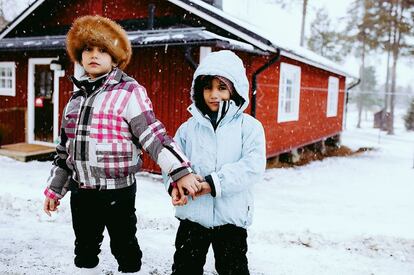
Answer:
[
  {"left": 200, "top": 30, "right": 255, "bottom": 52},
  {"left": 0, "top": 27, "right": 258, "bottom": 53},
  {"left": 170, "top": 0, "right": 359, "bottom": 79}
]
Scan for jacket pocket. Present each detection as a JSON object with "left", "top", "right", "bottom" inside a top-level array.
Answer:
[{"left": 94, "top": 143, "right": 134, "bottom": 178}]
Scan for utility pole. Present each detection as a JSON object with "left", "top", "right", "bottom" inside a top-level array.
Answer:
[{"left": 300, "top": 0, "right": 308, "bottom": 47}]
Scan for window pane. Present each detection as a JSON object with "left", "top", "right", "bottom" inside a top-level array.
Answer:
[
  {"left": 1, "top": 79, "right": 5, "bottom": 88},
  {"left": 286, "top": 85, "right": 292, "bottom": 99},
  {"left": 6, "top": 68, "right": 12, "bottom": 77},
  {"left": 6, "top": 79, "right": 12, "bottom": 88}
]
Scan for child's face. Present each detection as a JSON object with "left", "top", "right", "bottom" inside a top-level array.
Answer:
[
  {"left": 203, "top": 78, "right": 231, "bottom": 112},
  {"left": 81, "top": 45, "right": 116, "bottom": 79}
]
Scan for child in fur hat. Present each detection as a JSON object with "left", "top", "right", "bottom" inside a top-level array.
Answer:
[
  {"left": 42, "top": 15, "right": 201, "bottom": 274},
  {"left": 163, "top": 50, "right": 266, "bottom": 275}
]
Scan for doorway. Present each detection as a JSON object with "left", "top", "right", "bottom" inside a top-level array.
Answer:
[{"left": 28, "top": 58, "right": 61, "bottom": 146}]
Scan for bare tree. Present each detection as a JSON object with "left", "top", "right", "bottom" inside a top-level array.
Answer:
[
  {"left": 345, "top": 0, "right": 380, "bottom": 128},
  {"left": 375, "top": 0, "right": 414, "bottom": 134}
]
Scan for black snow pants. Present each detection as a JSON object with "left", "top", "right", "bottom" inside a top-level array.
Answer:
[
  {"left": 70, "top": 183, "right": 142, "bottom": 272},
  {"left": 172, "top": 219, "right": 249, "bottom": 275}
]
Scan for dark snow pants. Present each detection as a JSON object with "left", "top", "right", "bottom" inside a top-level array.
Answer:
[
  {"left": 70, "top": 183, "right": 142, "bottom": 272},
  {"left": 172, "top": 219, "right": 249, "bottom": 275}
]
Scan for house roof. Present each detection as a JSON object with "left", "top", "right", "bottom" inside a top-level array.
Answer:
[
  {"left": 168, "top": 0, "right": 358, "bottom": 79},
  {"left": 0, "top": 27, "right": 263, "bottom": 54},
  {"left": 0, "top": 0, "right": 358, "bottom": 79}
]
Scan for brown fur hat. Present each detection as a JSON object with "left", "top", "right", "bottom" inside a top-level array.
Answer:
[{"left": 66, "top": 15, "right": 132, "bottom": 70}]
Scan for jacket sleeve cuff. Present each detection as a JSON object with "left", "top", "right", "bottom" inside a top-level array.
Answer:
[
  {"left": 209, "top": 172, "right": 222, "bottom": 198},
  {"left": 44, "top": 187, "right": 63, "bottom": 200},
  {"left": 204, "top": 175, "right": 216, "bottom": 197},
  {"left": 169, "top": 166, "right": 192, "bottom": 182}
]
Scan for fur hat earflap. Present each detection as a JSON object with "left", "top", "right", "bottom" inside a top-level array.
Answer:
[{"left": 66, "top": 15, "right": 132, "bottom": 70}]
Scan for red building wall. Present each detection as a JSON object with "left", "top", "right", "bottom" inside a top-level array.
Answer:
[
  {"left": 9, "top": 0, "right": 184, "bottom": 38},
  {"left": 247, "top": 54, "right": 345, "bottom": 157}
]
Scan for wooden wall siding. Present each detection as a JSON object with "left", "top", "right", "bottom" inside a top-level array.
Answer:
[
  {"left": 0, "top": 53, "right": 28, "bottom": 145},
  {"left": 251, "top": 54, "right": 345, "bottom": 157},
  {"left": 127, "top": 46, "right": 194, "bottom": 172},
  {"left": 8, "top": 0, "right": 184, "bottom": 38}
]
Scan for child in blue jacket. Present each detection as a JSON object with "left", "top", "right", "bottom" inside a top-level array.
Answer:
[{"left": 165, "top": 50, "right": 266, "bottom": 275}]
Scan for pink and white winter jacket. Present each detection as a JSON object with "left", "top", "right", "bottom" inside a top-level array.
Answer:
[{"left": 44, "top": 68, "right": 191, "bottom": 199}]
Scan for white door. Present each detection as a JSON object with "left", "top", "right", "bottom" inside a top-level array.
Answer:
[{"left": 27, "top": 58, "right": 61, "bottom": 146}]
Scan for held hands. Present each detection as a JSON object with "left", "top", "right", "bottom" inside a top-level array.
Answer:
[
  {"left": 43, "top": 197, "right": 60, "bottom": 216},
  {"left": 172, "top": 174, "right": 211, "bottom": 206}
]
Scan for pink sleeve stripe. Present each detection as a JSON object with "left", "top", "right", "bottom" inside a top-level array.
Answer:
[{"left": 44, "top": 187, "right": 62, "bottom": 200}]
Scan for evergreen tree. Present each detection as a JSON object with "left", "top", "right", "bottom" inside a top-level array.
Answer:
[
  {"left": 307, "top": 7, "right": 346, "bottom": 62},
  {"left": 350, "top": 65, "right": 381, "bottom": 115},
  {"left": 404, "top": 98, "right": 414, "bottom": 130}
]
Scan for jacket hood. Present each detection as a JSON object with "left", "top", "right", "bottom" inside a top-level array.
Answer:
[{"left": 191, "top": 50, "right": 249, "bottom": 113}]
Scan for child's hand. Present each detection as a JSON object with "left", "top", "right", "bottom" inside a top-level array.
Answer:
[
  {"left": 43, "top": 197, "right": 60, "bottom": 216},
  {"left": 195, "top": 182, "right": 211, "bottom": 197},
  {"left": 176, "top": 173, "right": 200, "bottom": 200},
  {"left": 171, "top": 187, "right": 188, "bottom": 206}
]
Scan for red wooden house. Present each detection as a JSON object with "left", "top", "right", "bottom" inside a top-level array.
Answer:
[{"left": 0, "top": 0, "right": 358, "bottom": 171}]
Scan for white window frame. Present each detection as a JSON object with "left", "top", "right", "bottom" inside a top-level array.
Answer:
[
  {"left": 0, "top": 62, "right": 16, "bottom": 96},
  {"left": 277, "top": 62, "right": 301, "bottom": 123},
  {"left": 326, "top": 76, "right": 339, "bottom": 117}
]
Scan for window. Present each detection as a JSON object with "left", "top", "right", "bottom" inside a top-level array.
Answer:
[
  {"left": 277, "top": 62, "right": 301, "bottom": 122},
  {"left": 0, "top": 62, "right": 16, "bottom": 96},
  {"left": 326, "top": 76, "right": 339, "bottom": 117}
]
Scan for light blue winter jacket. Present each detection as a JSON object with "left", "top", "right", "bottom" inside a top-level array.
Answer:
[{"left": 164, "top": 50, "right": 266, "bottom": 229}]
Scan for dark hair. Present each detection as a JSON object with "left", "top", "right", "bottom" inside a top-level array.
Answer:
[{"left": 192, "top": 75, "right": 245, "bottom": 114}]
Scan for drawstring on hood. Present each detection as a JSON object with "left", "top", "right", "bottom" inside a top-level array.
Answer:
[{"left": 190, "top": 50, "right": 249, "bottom": 129}]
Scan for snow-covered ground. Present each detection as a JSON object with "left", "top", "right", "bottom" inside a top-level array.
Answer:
[{"left": 0, "top": 107, "right": 413, "bottom": 275}]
